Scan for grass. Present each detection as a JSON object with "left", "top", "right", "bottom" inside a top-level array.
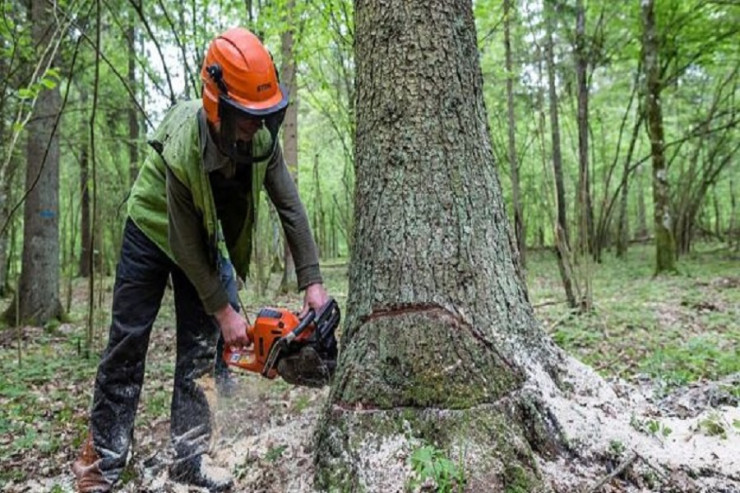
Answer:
[
  {"left": 529, "top": 244, "right": 739, "bottom": 390},
  {"left": 0, "top": 243, "right": 737, "bottom": 487}
]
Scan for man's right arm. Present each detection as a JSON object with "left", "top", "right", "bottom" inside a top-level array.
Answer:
[{"left": 166, "top": 168, "right": 248, "bottom": 347}]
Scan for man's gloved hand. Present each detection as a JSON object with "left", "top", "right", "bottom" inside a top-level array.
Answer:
[
  {"left": 300, "top": 283, "right": 329, "bottom": 318},
  {"left": 214, "top": 304, "right": 249, "bottom": 348}
]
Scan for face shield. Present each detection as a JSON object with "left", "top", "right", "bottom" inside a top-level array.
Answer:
[{"left": 218, "top": 94, "right": 287, "bottom": 163}]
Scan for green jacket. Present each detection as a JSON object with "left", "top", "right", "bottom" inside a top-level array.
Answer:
[{"left": 127, "top": 100, "right": 321, "bottom": 313}]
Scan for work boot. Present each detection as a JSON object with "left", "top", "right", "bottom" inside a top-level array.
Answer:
[
  {"left": 169, "top": 455, "right": 233, "bottom": 492},
  {"left": 71, "top": 434, "right": 112, "bottom": 493}
]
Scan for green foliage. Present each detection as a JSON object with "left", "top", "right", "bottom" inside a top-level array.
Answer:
[
  {"left": 406, "top": 445, "right": 465, "bottom": 493},
  {"left": 698, "top": 413, "right": 729, "bottom": 439},
  {"left": 264, "top": 444, "right": 288, "bottom": 463},
  {"left": 608, "top": 439, "right": 625, "bottom": 456},
  {"left": 534, "top": 245, "right": 739, "bottom": 391},
  {"left": 629, "top": 415, "right": 672, "bottom": 439},
  {"left": 641, "top": 334, "right": 740, "bottom": 389}
]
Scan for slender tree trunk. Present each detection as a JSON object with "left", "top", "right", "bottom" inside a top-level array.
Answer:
[
  {"left": 642, "top": 0, "right": 677, "bottom": 274},
  {"left": 315, "top": 2, "right": 569, "bottom": 489},
  {"left": 574, "top": 0, "right": 592, "bottom": 310},
  {"left": 10, "top": 0, "right": 63, "bottom": 324},
  {"left": 545, "top": 0, "right": 577, "bottom": 309},
  {"left": 78, "top": 139, "right": 91, "bottom": 277},
  {"left": 616, "top": 114, "right": 643, "bottom": 257},
  {"left": 713, "top": 189, "right": 721, "bottom": 241},
  {"left": 127, "top": 19, "right": 139, "bottom": 187},
  {"left": 730, "top": 179, "right": 738, "bottom": 251},
  {"left": 0, "top": 107, "right": 9, "bottom": 296},
  {"left": 503, "top": 0, "right": 525, "bottom": 268},
  {"left": 313, "top": 153, "right": 325, "bottom": 258},
  {"left": 0, "top": 185, "right": 10, "bottom": 297},
  {"left": 575, "top": 0, "right": 593, "bottom": 253},
  {"left": 635, "top": 164, "right": 649, "bottom": 240},
  {"left": 278, "top": 1, "right": 298, "bottom": 293}
]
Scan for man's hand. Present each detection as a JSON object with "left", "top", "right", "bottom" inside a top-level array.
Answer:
[
  {"left": 214, "top": 304, "right": 249, "bottom": 348},
  {"left": 300, "top": 283, "right": 330, "bottom": 318}
]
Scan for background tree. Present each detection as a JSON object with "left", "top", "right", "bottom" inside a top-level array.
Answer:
[
  {"left": 7, "top": 0, "right": 64, "bottom": 324},
  {"left": 642, "top": 0, "right": 677, "bottom": 274},
  {"left": 278, "top": 0, "right": 299, "bottom": 293},
  {"left": 503, "top": 0, "right": 525, "bottom": 268},
  {"left": 544, "top": 0, "right": 577, "bottom": 309}
]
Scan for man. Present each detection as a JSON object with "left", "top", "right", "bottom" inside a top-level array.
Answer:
[{"left": 72, "top": 27, "right": 328, "bottom": 492}]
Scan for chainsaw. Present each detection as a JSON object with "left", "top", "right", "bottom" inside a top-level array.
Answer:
[{"left": 222, "top": 298, "right": 340, "bottom": 387}]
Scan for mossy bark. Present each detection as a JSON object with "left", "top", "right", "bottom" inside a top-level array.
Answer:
[{"left": 315, "top": 1, "right": 568, "bottom": 490}]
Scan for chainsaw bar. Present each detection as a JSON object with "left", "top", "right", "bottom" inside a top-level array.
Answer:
[{"left": 262, "top": 298, "right": 339, "bottom": 379}]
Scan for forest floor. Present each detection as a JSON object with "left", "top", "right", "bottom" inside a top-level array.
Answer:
[{"left": 0, "top": 244, "right": 738, "bottom": 492}]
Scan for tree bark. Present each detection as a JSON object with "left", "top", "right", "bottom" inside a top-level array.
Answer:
[
  {"left": 278, "top": 0, "right": 299, "bottom": 293},
  {"left": 315, "top": 1, "right": 568, "bottom": 489},
  {"left": 11, "top": 0, "right": 63, "bottom": 324},
  {"left": 127, "top": 18, "right": 139, "bottom": 187},
  {"left": 503, "top": 0, "right": 525, "bottom": 268},
  {"left": 615, "top": 113, "right": 643, "bottom": 257},
  {"left": 730, "top": 179, "right": 738, "bottom": 251},
  {"left": 635, "top": 164, "right": 649, "bottom": 240},
  {"left": 641, "top": 0, "right": 677, "bottom": 274},
  {"left": 574, "top": 0, "right": 592, "bottom": 310},
  {"left": 78, "top": 135, "right": 91, "bottom": 277},
  {"left": 312, "top": 153, "right": 326, "bottom": 258},
  {"left": 545, "top": 0, "right": 577, "bottom": 309}
]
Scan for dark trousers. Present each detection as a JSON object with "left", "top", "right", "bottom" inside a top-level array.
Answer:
[{"left": 90, "top": 218, "right": 237, "bottom": 482}]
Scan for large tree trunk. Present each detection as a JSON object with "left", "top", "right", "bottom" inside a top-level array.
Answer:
[
  {"left": 315, "top": 1, "right": 565, "bottom": 489},
  {"left": 503, "top": 0, "right": 525, "bottom": 269},
  {"left": 641, "top": 0, "right": 677, "bottom": 274},
  {"left": 312, "top": 2, "right": 740, "bottom": 491},
  {"left": 11, "top": 0, "right": 63, "bottom": 324},
  {"left": 278, "top": 0, "right": 299, "bottom": 293}
]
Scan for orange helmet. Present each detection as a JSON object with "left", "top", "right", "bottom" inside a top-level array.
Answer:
[
  {"left": 201, "top": 27, "right": 288, "bottom": 161},
  {"left": 201, "top": 27, "right": 288, "bottom": 122}
]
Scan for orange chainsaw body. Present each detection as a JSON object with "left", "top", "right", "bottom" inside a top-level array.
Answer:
[{"left": 222, "top": 307, "right": 311, "bottom": 378}]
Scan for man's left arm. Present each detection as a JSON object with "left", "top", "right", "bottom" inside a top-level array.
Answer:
[{"left": 263, "top": 144, "right": 328, "bottom": 314}]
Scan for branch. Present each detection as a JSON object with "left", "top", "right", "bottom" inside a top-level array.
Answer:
[
  {"left": 0, "top": 27, "right": 84, "bottom": 239},
  {"left": 126, "top": 0, "right": 177, "bottom": 105},
  {"left": 153, "top": 0, "right": 198, "bottom": 94},
  {"left": 45, "top": 0, "right": 153, "bottom": 129},
  {"left": 585, "top": 452, "right": 638, "bottom": 493}
]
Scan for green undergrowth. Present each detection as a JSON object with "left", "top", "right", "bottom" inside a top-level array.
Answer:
[{"left": 529, "top": 244, "right": 739, "bottom": 394}]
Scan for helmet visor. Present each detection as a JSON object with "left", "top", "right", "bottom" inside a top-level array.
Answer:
[{"left": 217, "top": 90, "right": 288, "bottom": 163}]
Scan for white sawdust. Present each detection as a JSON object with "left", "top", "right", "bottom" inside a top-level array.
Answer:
[{"left": 534, "top": 356, "right": 740, "bottom": 490}]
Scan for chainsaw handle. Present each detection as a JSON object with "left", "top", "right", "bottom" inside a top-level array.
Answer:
[{"left": 286, "top": 309, "right": 316, "bottom": 343}]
